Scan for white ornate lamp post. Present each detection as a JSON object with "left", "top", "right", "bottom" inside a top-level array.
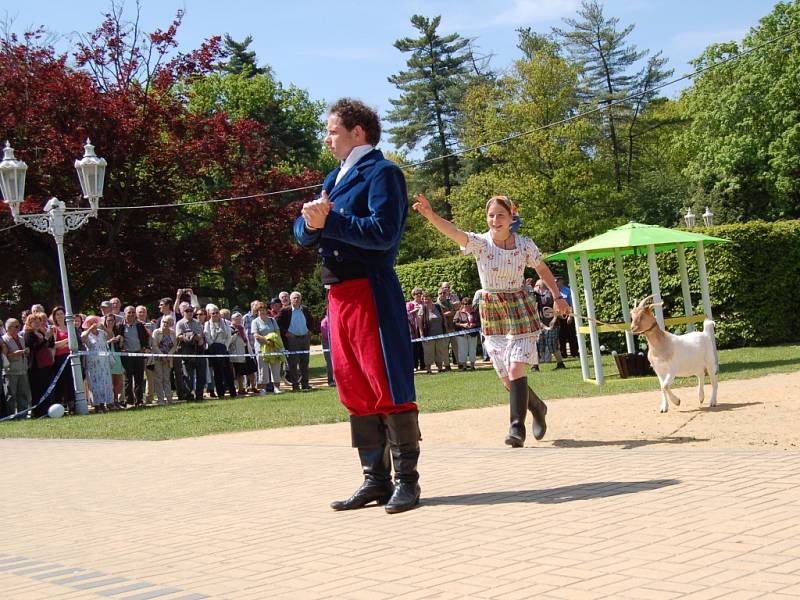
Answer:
[
  {"left": 702, "top": 206, "right": 714, "bottom": 227},
  {"left": 0, "top": 140, "right": 107, "bottom": 416},
  {"left": 684, "top": 207, "right": 696, "bottom": 228}
]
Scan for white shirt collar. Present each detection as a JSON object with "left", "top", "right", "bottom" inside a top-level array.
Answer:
[{"left": 335, "top": 144, "right": 375, "bottom": 185}]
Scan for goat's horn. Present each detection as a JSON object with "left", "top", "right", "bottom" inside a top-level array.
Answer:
[{"left": 637, "top": 295, "right": 654, "bottom": 308}]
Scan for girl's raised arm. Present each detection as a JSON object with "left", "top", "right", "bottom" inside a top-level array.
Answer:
[{"left": 412, "top": 194, "right": 469, "bottom": 248}]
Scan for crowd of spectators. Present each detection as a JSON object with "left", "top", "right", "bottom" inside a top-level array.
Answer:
[
  {"left": 0, "top": 288, "right": 319, "bottom": 419},
  {"left": 1, "top": 278, "right": 580, "bottom": 419}
]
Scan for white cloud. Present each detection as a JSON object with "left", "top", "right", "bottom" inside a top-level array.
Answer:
[{"left": 489, "top": 0, "right": 579, "bottom": 27}]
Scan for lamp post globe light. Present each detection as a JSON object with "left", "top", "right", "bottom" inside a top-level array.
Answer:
[
  {"left": 0, "top": 139, "right": 107, "bottom": 416},
  {"left": 702, "top": 206, "right": 714, "bottom": 227},
  {"left": 684, "top": 207, "right": 696, "bottom": 228}
]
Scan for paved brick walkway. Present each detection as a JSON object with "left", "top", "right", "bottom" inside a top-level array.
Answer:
[{"left": 2, "top": 425, "right": 800, "bottom": 600}]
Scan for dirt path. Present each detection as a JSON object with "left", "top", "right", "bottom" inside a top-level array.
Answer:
[{"left": 214, "top": 370, "right": 800, "bottom": 450}]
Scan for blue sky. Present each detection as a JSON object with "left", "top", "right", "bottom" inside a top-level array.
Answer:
[{"left": 7, "top": 1, "right": 774, "bottom": 124}]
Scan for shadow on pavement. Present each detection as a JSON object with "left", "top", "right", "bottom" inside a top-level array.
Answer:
[
  {"left": 550, "top": 436, "right": 710, "bottom": 450},
  {"left": 686, "top": 401, "right": 762, "bottom": 412},
  {"left": 424, "top": 478, "right": 680, "bottom": 506}
]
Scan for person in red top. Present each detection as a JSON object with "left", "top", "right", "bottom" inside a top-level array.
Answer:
[{"left": 49, "top": 306, "right": 75, "bottom": 414}]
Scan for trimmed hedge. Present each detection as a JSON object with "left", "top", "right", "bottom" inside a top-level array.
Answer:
[
  {"left": 395, "top": 220, "right": 800, "bottom": 349},
  {"left": 396, "top": 254, "right": 480, "bottom": 300}
]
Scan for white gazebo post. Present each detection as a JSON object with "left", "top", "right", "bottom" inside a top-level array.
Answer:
[
  {"left": 646, "top": 244, "right": 665, "bottom": 329},
  {"left": 579, "top": 251, "right": 604, "bottom": 385},
  {"left": 566, "top": 256, "right": 590, "bottom": 381},
  {"left": 676, "top": 243, "right": 695, "bottom": 332},
  {"left": 695, "top": 241, "right": 713, "bottom": 319},
  {"left": 613, "top": 248, "right": 635, "bottom": 354},
  {"left": 0, "top": 140, "right": 107, "bottom": 416}
]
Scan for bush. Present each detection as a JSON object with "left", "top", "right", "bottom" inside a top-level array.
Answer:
[{"left": 396, "top": 255, "right": 481, "bottom": 299}]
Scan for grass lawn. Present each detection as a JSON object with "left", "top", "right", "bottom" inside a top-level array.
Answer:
[{"left": 2, "top": 343, "right": 798, "bottom": 441}]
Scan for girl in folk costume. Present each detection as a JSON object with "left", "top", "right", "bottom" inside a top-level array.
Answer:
[{"left": 412, "top": 193, "right": 568, "bottom": 447}]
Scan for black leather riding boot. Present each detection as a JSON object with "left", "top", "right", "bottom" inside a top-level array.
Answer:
[
  {"left": 527, "top": 386, "right": 548, "bottom": 441},
  {"left": 330, "top": 414, "right": 393, "bottom": 511},
  {"left": 505, "top": 377, "right": 528, "bottom": 448},
  {"left": 384, "top": 410, "right": 422, "bottom": 514}
]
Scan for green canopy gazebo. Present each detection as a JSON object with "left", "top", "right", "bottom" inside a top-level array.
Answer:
[{"left": 545, "top": 222, "right": 730, "bottom": 384}]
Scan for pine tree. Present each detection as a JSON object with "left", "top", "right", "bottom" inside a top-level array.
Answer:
[
  {"left": 554, "top": 0, "right": 671, "bottom": 192},
  {"left": 222, "top": 34, "right": 268, "bottom": 78},
  {"left": 387, "top": 15, "right": 475, "bottom": 211}
]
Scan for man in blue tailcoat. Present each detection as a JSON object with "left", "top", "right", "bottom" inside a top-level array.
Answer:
[{"left": 294, "top": 98, "right": 421, "bottom": 514}]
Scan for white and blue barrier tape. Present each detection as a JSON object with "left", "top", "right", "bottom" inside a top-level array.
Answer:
[{"left": 0, "top": 356, "right": 70, "bottom": 422}]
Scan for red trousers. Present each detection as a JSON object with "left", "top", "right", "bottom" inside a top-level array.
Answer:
[{"left": 328, "top": 278, "right": 417, "bottom": 416}]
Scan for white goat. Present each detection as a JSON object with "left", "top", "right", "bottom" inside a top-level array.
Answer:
[{"left": 629, "top": 296, "right": 718, "bottom": 413}]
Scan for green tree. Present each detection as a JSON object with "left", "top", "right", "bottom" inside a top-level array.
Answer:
[
  {"left": 222, "top": 34, "right": 268, "bottom": 78},
  {"left": 680, "top": 1, "right": 800, "bottom": 222},
  {"left": 450, "top": 34, "right": 612, "bottom": 252},
  {"left": 186, "top": 71, "right": 325, "bottom": 170},
  {"left": 554, "top": 0, "right": 672, "bottom": 192},
  {"left": 387, "top": 15, "right": 476, "bottom": 211}
]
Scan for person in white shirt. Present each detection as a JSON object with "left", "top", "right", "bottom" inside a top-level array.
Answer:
[{"left": 413, "top": 193, "right": 568, "bottom": 448}]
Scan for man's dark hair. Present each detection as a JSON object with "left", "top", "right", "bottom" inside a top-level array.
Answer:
[
  {"left": 329, "top": 98, "right": 381, "bottom": 146},
  {"left": 160, "top": 297, "right": 173, "bottom": 307}
]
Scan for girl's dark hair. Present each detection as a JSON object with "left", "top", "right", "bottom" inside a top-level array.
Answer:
[
  {"left": 485, "top": 195, "right": 514, "bottom": 215},
  {"left": 329, "top": 98, "right": 381, "bottom": 146}
]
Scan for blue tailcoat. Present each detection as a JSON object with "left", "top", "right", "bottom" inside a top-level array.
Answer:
[{"left": 294, "top": 149, "right": 416, "bottom": 405}]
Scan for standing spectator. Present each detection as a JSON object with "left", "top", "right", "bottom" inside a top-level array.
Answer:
[
  {"left": 229, "top": 312, "right": 256, "bottom": 395},
  {"left": 533, "top": 279, "right": 566, "bottom": 370},
  {"left": 176, "top": 305, "right": 206, "bottom": 402},
  {"left": 251, "top": 302, "right": 284, "bottom": 394},
  {"left": 270, "top": 296, "right": 291, "bottom": 387},
  {"left": 2, "top": 318, "right": 31, "bottom": 419},
  {"left": 137, "top": 305, "right": 156, "bottom": 405},
  {"left": 109, "top": 297, "right": 124, "bottom": 324},
  {"left": 555, "top": 274, "right": 579, "bottom": 358},
  {"left": 81, "top": 315, "right": 114, "bottom": 412},
  {"left": 24, "top": 312, "right": 55, "bottom": 418},
  {"left": 440, "top": 281, "right": 460, "bottom": 306},
  {"left": 159, "top": 297, "right": 186, "bottom": 401},
  {"left": 103, "top": 313, "right": 124, "bottom": 408},
  {"left": 150, "top": 315, "right": 176, "bottom": 405},
  {"left": 277, "top": 291, "right": 314, "bottom": 392},
  {"left": 435, "top": 286, "right": 457, "bottom": 370},
  {"left": 99, "top": 300, "right": 113, "bottom": 321},
  {"left": 242, "top": 300, "right": 260, "bottom": 393},
  {"left": 49, "top": 306, "right": 75, "bottom": 414},
  {"left": 204, "top": 303, "right": 236, "bottom": 398},
  {"left": 195, "top": 307, "right": 216, "bottom": 398},
  {"left": 268, "top": 297, "right": 282, "bottom": 319},
  {"left": 116, "top": 305, "right": 150, "bottom": 407},
  {"left": 417, "top": 291, "right": 448, "bottom": 374},
  {"left": 406, "top": 288, "right": 425, "bottom": 371},
  {"left": 278, "top": 291, "right": 290, "bottom": 311},
  {"left": 453, "top": 296, "right": 479, "bottom": 370},
  {"left": 320, "top": 313, "right": 335, "bottom": 387}
]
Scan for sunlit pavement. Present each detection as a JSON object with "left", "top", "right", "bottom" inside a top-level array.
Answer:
[{"left": 2, "top": 431, "right": 800, "bottom": 599}]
